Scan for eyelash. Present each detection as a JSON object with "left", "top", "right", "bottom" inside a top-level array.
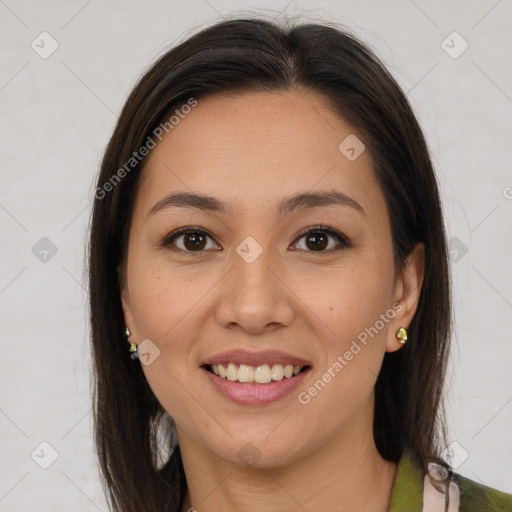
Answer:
[{"left": 160, "top": 223, "right": 350, "bottom": 255}]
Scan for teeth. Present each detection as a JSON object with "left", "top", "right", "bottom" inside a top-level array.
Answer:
[
  {"left": 271, "top": 364, "right": 284, "bottom": 380},
  {"left": 238, "top": 364, "right": 254, "bottom": 382},
  {"left": 226, "top": 363, "right": 237, "bottom": 382},
  {"left": 254, "top": 364, "right": 272, "bottom": 384},
  {"left": 210, "top": 363, "right": 305, "bottom": 384}
]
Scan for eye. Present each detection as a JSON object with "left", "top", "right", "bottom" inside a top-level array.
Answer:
[
  {"left": 161, "top": 223, "right": 349, "bottom": 254},
  {"left": 291, "top": 223, "right": 349, "bottom": 252},
  {"left": 161, "top": 227, "right": 220, "bottom": 253}
]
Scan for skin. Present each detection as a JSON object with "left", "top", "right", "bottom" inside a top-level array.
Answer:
[{"left": 121, "top": 89, "right": 425, "bottom": 512}]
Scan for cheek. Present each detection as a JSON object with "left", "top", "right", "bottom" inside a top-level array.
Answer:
[
  {"left": 301, "top": 252, "right": 393, "bottom": 395},
  {"left": 128, "top": 261, "right": 204, "bottom": 420},
  {"left": 308, "top": 251, "right": 393, "bottom": 343},
  {"left": 140, "top": 359, "right": 209, "bottom": 440},
  {"left": 127, "top": 251, "right": 205, "bottom": 342}
]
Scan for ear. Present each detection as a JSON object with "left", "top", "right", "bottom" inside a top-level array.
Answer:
[
  {"left": 120, "top": 280, "right": 137, "bottom": 340},
  {"left": 386, "top": 242, "right": 425, "bottom": 353}
]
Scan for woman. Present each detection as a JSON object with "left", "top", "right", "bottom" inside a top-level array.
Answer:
[{"left": 88, "top": 17, "right": 512, "bottom": 512}]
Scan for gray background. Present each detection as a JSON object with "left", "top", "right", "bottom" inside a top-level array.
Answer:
[{"left": 1, "top": 0, "right": 511, "bottom": 509}]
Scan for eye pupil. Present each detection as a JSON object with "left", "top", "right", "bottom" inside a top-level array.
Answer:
[
  {"left": 184, "top": 233, "right": 207, "bottom": 251},
  {"left": 306, "top": 232, "right": 328, "bottom": 251}
]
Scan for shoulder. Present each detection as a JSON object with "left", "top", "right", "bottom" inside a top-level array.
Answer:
[
  {"left": 452, "top": 471, "right": 512, "bottom": 511},
  {"left": 426, "top": 460, "right": 512, "bottom": 512},
  {"left": 388, "top": 450, "right": 512, "bottom": 512}
]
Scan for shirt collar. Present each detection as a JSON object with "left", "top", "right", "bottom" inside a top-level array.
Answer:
[{"left": 387, "top": 450, "right": 424, "bottom": 512}]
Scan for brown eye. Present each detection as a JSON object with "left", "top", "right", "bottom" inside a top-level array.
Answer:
[
  {"left": 161, "top": 224, "right": 349, "bottom": 255},
  {"left": 162, "top": 228, "right": 220, "bottom": 253},
  {"left": 292, "top": 225, "right": 349, "bottom": 252},
  {"left": 181, "top": 232, "right": 207, "bottom": 251},
  {"left": 304, "top": 231, "right": 329, "bottom": 251}
]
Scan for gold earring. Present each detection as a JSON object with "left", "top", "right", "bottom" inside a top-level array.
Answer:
[
  {"left": 124, "top": 326, "right": 138, "bottom": 359},
  {"left": 396, "top": 327, "right": 408, "bottom": 344}
]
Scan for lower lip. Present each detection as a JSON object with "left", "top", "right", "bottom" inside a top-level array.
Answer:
[{"left": 202, "top": 367, "right": 311, "bottom": 405}]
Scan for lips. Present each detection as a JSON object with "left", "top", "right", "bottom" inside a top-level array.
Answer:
[
  {"left": 201, "top": 348, "right": 312, "bottom": 368},
  {"left": 200, "top": 349, "right": 313, "bottom": 405}
]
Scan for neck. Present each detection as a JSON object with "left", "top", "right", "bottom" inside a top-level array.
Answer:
[{"left": 178, "top": 421, "right": 397, "bottom": 512}]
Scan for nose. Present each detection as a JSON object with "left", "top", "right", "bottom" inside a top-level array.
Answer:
[{"left": 215, "top": 243, "right": 295, "bottom": 335}]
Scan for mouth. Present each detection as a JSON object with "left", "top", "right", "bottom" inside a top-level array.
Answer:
[
  {"left": 200, "top": 349, "right": 313, "bottom": 405},
  {"left": 203, "top": 362, "right": 311, "bottom": 384}
]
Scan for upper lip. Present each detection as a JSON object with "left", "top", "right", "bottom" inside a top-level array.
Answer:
[{"left": 201, "top": 349, "right": 312, "bottom": 368}]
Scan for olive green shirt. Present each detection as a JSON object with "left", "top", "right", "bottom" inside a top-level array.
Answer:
[{"left": 388, "top": 451, "right": 512, "bottom": 511}]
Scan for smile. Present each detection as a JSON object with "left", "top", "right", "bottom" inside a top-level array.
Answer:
[{"left": 207, "top": 363, "right": 308, "bottom": 384}]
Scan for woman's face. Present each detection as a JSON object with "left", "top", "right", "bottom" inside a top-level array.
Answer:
[{"left": 121, "top": 89, "right": 423, "bottom": 467}]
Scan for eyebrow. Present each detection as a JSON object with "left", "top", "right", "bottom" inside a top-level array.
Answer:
[{"left": 147, "top": 189, "right": 365, "bottom": 219}]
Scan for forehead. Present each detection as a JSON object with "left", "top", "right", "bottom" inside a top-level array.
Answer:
[{"left": 135, "top": 89, "right": 385, "bottom": 221}]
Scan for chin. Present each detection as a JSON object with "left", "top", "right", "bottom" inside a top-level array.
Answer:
[{"left": 203, "top": 430, "right": 307, "bottom": 469}]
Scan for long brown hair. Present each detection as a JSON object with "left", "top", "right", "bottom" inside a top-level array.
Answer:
[{"left": 88, "top": 16, "right": 451, "bottom": 512}]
